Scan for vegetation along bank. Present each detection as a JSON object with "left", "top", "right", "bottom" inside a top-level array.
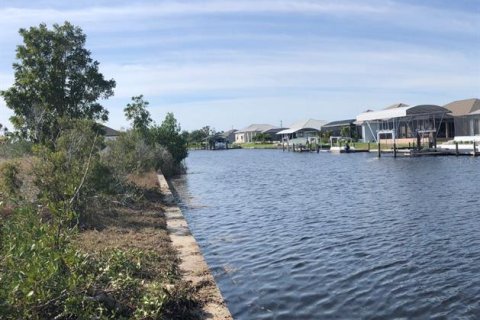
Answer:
[{"left": 0, "top": 21, "right": 225, "bottom": 319}]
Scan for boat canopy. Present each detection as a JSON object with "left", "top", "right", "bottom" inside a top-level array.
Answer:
[{"left": 356, "top": 105, "right": 451, "bottom": 122}]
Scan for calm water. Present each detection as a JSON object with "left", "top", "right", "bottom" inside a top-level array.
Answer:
[{"left": 171, "top": 150, "right": 480, "bottom": 319}]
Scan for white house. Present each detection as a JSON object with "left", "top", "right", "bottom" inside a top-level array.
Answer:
[{"left": 234, "top": 124, "right": 277, "bottom": 143}]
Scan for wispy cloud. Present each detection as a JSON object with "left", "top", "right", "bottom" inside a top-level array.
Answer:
[
  {"left": 0, "top": 1, "right": 478, "bottom": 34},
  {"left": 0, "top": 0, "right": 478, "bottom": 131}
]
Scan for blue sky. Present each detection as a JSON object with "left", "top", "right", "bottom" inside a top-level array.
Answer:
[{"left": 0, "top": 0, "right": 479, "bottom": 131}]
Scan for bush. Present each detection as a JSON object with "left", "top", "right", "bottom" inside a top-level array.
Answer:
[
  {"left": 0, "top": 161, "right": 22, "bottom": 200},
  {"left": 32, "top": 120, "right": 113, "bottom": 224},
  {"left": 150, "top": 113, "right": 188, "bottom": 167},
  {"left": 104, "top": 130, "right": 179, "bottom": 178},
  {"left": 0, "top": 140, "right": 33, "bottom": 158},
  {"left": 0, "top": 206, "right": 196, "bottom": 319}
]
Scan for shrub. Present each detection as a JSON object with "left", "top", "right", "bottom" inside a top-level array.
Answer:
[
  {"left": 104, "top": 130, "right": 179, "bottom": 178},
  {"left": 33, "top": 120, "right": 112, "bottom": 224},
  {"left": 0, "top": 161, "right": 22, "bottom": 200},
  {"left": 0, "top": 140, "right": 33, "bottom": 158},
  {"left": 0, "top": 206, "right": 195, "bottom": 319},
  {"left": 150, "top": 113, "right": 188, "bottom": 167}
]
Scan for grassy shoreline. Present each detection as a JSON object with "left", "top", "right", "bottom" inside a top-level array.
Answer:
[{"left": 0, "top": 153, "right": 202, "bottom": 319}]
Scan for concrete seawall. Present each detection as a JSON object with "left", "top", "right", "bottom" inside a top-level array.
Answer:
[{"left": 157, "top": 173, "right": 232, "bottom": 320}]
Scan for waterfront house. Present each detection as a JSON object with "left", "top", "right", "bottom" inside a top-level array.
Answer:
[
  {"left": 99, "top": 125, "right": 120, "bottom": 141},
  {"left": 220, "top": 129, "right": 238, "bottom": 144},
  {"left": 321, "top": 119, "right": 362, "bottom": 140},
  {"left": 234, "top": 124, "right": 277, "bottom": 143},
  {"left": 356, "top": 104, "right": 453, "bottom": 144},
  {"left": 443, "top": 98, "right": 480, "bottom": 137},
  {"left": 277, "top": 119, "right": 328, "bottom": 145},
  {"left": 206, "top": 132, "right": 229, "bottom": 149}
]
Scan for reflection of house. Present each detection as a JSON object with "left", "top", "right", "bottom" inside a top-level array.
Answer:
[
  {"left": 277, "top": 119, "right": 328, "bottom": 144},
  {"left": 234, "top": 124, "right": 277, "bottom": 143},
  {"left": 444, "top": 98, "right": 480, "bottom": 137},
  {"left": 356, "top": 104, "right": 454, "bottom": 142},
  {"left": 321, "top": 119, "right": 362, "bottom": 140}
]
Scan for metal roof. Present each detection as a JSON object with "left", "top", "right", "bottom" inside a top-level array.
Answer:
[
  {"left": 277, "top": 119, "right": 328, "bottom": 134},
  {"left": 356, "top": 105, "right": 451, "bottom": 122}
]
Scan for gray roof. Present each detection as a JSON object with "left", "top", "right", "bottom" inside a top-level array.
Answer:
[
  {"left": 100, "top": 124, "right": 120, "bottom": 136},
  {"left": 444, "top": 98, "right": 480, "bottom": 116},
  {"left": 220, "top": 129, "right": 237, "bottom": 138},
  {"left": 322, "top": 119, "right": 357, "bottom": 128},
  {"left": 263, "top": 127, "right": 286, "bottom": 134},
  {"left": 237, "top": 124, "right": 277, "bottom": 133}
]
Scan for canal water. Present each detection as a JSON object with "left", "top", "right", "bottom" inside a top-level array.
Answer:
[{"left": 171, "top": 149, "right": 480, "bottom": 319}]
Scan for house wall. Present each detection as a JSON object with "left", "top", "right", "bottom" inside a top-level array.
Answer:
[
  {"left": 235, "top": 131, "right": 259, "bottom": 143},
  {"left": 455, "top": 115, "right": 480, "bottom": 136},
  {"left": 235, "top": 133, "right": 245, "bottom": 144}
]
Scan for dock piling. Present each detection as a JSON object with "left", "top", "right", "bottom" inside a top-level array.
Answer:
[
  {"left": 377, "top": 142, "right": 381, "bottom": 158},
  {"left": 455, "top": 142, "right": 459, "bottom": 156}
]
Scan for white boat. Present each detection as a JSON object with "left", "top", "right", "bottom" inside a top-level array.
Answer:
[
  {"left": 330, "top": 145, "right": 356, "bottom": 153},
  {"left": 329, "top": 136, "right": 355, "bottom": 153}
]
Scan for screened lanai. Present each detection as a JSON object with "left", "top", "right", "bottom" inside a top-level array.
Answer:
[{"left": 356, "top": 104, "right": 454, "bottom": 143}]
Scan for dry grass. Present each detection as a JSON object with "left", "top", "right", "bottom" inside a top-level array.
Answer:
[
  {"left": 75, "top": 171, "right": 176, "bottom": 265},
  {"left": 1, "top": 163, "right": 204, "bottom": 318}
]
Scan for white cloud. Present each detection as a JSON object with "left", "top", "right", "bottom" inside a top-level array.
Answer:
[
  {"left": 0, "top": 0, "right": 477, "bottom": 36},
  {"left": 0, "top": 0, "right": 478, "bottom": 132},
  {"left": 100, "top": 44, "right": 478, "bottom": 101}
]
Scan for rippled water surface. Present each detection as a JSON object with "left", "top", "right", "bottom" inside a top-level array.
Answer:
[{"left": 171, "top": 150, "right": 480, "bottom": 319}]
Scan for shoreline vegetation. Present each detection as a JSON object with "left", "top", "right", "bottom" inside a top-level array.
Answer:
[{"left": 0, "top": 22, "right": 220, "bottom": 319}]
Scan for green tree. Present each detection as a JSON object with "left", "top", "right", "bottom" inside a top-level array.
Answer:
[
  {"left": 188, "top": 127, "right": 210, "bottom": 144},
  {"left": 152, "top": 113, "right": 188, "bottom": 165},
  {"left": 0, "top": 22, "right": 115, "bottom": 144},
  {"left": 320, "top": 130, "right": 333, "bottom": 144},
  {"left": 340, "top": 126, "right": 351, "bottom": 138},
  {"left": 124, "top": 95, "right": 152, "bottom": 134},
  {"left": 252, "top": 132, "right": 271, "bottom": 143}
]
